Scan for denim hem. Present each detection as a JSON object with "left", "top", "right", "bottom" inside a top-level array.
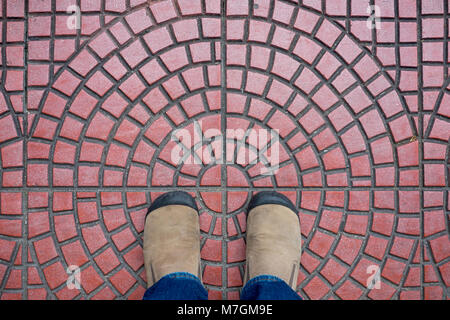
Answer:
[
  {"left": 143, "top": 272, "right": 208, "bottom": 300},
  {"left": 242, "top": 274, "right": 288, "bottom": 290},
  {"left": 162, "top": 272, "right": 202, "bottom": 282},
  {"left": 241, "top": 274, "right": 302, "bottom": 300},
  {"left": 143, "top": 272, "right": 301, "bottom": 300}
]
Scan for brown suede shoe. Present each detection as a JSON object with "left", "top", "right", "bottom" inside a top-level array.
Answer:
[
  {"left": 143, "top": 191, "right": 201, "bottom": 288},
  {"left": 243, "top": 191, "right": 302, "bottom": 290}
]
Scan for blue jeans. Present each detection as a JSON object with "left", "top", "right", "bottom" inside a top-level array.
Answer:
[{"left": 142, "top": 272, "right": 302, "bottom": 300}]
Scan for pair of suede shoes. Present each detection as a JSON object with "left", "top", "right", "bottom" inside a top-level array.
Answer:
[{"left": 143, "top": 191, "right": 302, "bottom": 290}]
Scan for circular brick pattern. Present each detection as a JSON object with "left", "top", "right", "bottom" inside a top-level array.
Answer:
[{"left": 0, "top": 0, "right": 449, "bottom": 300}]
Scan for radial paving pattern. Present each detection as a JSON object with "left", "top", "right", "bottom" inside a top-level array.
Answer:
[{"left": 0, "top": 0, "right": 449, "bottom": 300}]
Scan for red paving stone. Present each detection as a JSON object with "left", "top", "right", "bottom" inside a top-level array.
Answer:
[{"left": 0, "top": 0, "right": 448, "bottom": 300}]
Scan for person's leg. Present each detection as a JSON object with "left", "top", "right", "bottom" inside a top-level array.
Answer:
[
  {"left": 142, "top": 191, "right": 208, "bottom": 300},
  {"left": 241, "top": 191, "right": 302, "bottom": 300},
  {"left": 143, "top": 272, "right": 207, "bottom": 300},
  {"left": 240, "top": 275, "right": 301, "bottom": 300}
]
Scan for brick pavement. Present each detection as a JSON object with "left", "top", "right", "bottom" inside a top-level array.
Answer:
[{"left": 0, "top": 0, "right": 448, "bottom": 300}]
